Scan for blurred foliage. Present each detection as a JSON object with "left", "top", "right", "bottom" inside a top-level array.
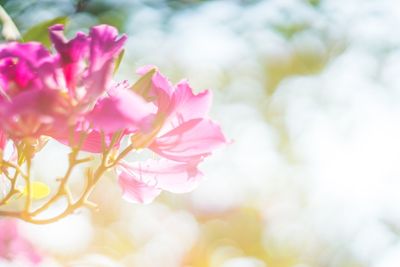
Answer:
[
  {"left": 23, "top": 16, "right": 68, "bottom": 47},
  {"left": 306, "top": 0, "right": 321, "bottom": 7},
  {"left": 0, "top": 0, "right": 128, "bottom": 32},
  {"left": 0, "top": 0, "right": 267, "bottom": 33},
  {"left": 187, "top": 208, "right": 268, "bottom": 266}
]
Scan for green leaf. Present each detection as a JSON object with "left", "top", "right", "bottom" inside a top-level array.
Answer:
[
  {"left": 23, "top": 17, "right": 68, "bottom": 48},
  {"left": 113, "top": 49, "right": 125, "bottom": 74},
  {"left": 0, "top": 5, "right": 21, "bottom": 41},
  {"left": 130, "top": 68, "right": 157, "bottom": 98}
]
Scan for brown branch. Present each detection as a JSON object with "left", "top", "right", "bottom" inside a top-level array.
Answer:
[
  {"left": 0, "top": 128, "right": 136, "bottom": 224},
  {"left": 0, "top": 169, "right": 20, "bottom": 206},
  {"left": 30, "top": 129, "right": 88, "bottom": 216}
]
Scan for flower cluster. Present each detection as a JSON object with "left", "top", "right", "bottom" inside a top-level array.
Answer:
[{"left": 0, "top": 24, "right": 227, "bottom": 222}]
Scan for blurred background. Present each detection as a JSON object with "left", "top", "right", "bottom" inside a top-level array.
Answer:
[{"left": 1, "top": 0, "right": 400, "bottom": 266}]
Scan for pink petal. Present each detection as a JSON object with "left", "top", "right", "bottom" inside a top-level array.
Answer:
[
  {"left": 136, "top": 65, "right": 174, "bottom": 96},
  {"left": 0, "top": 42, "right": 56, "bottom": 79},
  {"left": 10, "top": 239, "right": 42, "bottom": 265},
  {"left": 119, "top": 158, "right": 203, "bottom": 194},
  {"left": 49, "top": 24, "right": 89, "bottom": 63},
  {"left": 0, "top": 129, "right": 7, "bottom": 150},
  {"left": 0, "top": 89, "right": 69, "bottom": 139},
  {"left": 51, "top": 128, "right": 123, "bottom": 154},
  {"left": 49, "top": 24, "right": 89, "bottom": 92},
  {"left": 135, "top": 66, "right": 174, "bottom": 112},
  {"left": 172, "top": 80, "right": 212, "bottom": 120},
  {"left": 80, "top": 130, "right": 109, "bottom": 153},
  {"left": 89, "top": 25, "right": 127, "bottom": 73},
  {"left": 160, "top": 80, "right": 212, "bottom": 134},
  {"left": 118, "top": 165, "right": 161, "bottom": 204},
  {"left": 150, "top": 118, "right": 227, "bottom": 162},
  {"left": 86, "top": 83, "right": 155, "bottom": 134},
  {"left": 75, "top": 130, "right": 116, "bottom": 153},
  {"left": 84, "top": 25, "right": 127, "bottom": 103},
  {"left": 136, "top": 65, "right": 156, "bottom": 76},
  {"left": 0, "top": 42, "right": 51, "bottom": 66},
  {"left": 0, "top": 42, "right": 58, "bottom": 95}
]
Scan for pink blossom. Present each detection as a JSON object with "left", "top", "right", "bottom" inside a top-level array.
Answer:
[
  {"left": 48, "top": 25, "right": 153, "bottom": 150},
  {"left": 117, "top": 67, "right": 227, "bottom": 203},
  {"left": 0, "top": 24, "right": 127, "bottom": 140},
  {"left": 0, "top": 41, "right": 66, "bottom": 139},
  {"left": 0, "top": 219, "right": 42, "bottom": 265},
  {"left": 0, "top": 42, "right": 57, "bottom": 95},
  {"left": 132, "top": 67, "right": 227, "bottom": 162}
]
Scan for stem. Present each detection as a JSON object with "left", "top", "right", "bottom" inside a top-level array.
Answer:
[
  {"left": 20, "top": 144, "right": 119, "bottom": 224},
  {"left": 30, "top": 129, "right": 87, "bottom": 216},
  {"left": 106, "top": 144, "right": 134, "bottom": 168},
  {"left": 0, "top": 130, "right": 134, "bottom": 224},
  {"left": 23, "top": 157, "right": 32, "bottom": 213},
  {"left": 0, "top": 210, "right": 23, "bottom": 218},
  {"left": 30, "top": 151, "right": 79, "bottom": 216},
  {"left": 0, "top": 169, "right": 20, "bottom": 206},
  {"left": 2, "top": 160, "right": 28, "bottom": 178}
]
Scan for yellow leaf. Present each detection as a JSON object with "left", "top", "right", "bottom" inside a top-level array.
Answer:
[
  {"left": 130, "top": 68, "right": 157, "bottom": 98},
  {"left": 23, "top": 181, "right": 50, "bottom": 200}
]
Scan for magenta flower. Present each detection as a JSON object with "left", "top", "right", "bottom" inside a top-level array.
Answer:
[
  {"left": 0, "top": 219, "right": 42, "bottom": 265},
  {"left": 0, "top": 24, "right": 127, "bottom": 140},
  {"left": 131, "top": 66, "right": 227, "bottom": 162},
  {"left": 116, "top": 67, "right": 227, "bottom": 203},
  {"left": 0, "top": 42, "right": 66, "bottom": 139},
  {"left": 46, "top": 26, "right": 157, "bottom": 152}
]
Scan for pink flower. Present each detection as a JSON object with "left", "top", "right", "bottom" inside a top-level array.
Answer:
[
  {"left": 0, "top": 219, "right": 42, "bottom": 265},
  {"left": 0, "top": 42, "right": 67, "bottom": 139},
  {"left": 117, "top": 67, "right": 228, "bottom": 203},
  {"left": 0, "top": 42, "right": 58, "bottom": 95},
  {"left": 47, "top": 25, "right": 154, "bottom": 151},
  {"left": 132, "top": 67, "right": 227, "bottom": 162},
  {"left": 0, "top": 24, "right": 127, "bottom": 140}
]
